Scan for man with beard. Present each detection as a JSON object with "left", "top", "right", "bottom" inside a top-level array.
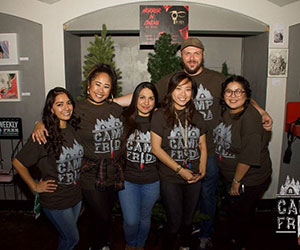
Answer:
[
  {"left": 155, "top": 38, "right": 226, "bottom": 250},
  {"left": 114, "top": 38, "right": 272, "bottom": 250}
]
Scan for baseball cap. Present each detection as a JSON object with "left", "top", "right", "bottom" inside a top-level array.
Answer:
[{"left": 180, "top": 38, "right": 204, "bottom": 51}]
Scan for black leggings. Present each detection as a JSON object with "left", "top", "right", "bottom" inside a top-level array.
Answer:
[
  {"left": 82, "top": 188, "right": 116, "bottom": 249},
  {"left": 228, "top": 179, "right": 270, "bottom": 249},
  {"left": 160, "top": 180, "right": 201, "bottom": 249}
]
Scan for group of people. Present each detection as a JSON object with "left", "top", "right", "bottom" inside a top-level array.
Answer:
[{"left": 12, "top": 37, "right": 272, "bottom": 250}]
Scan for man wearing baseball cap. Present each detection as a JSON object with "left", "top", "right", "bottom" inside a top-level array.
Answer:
[
  {"left": 114, "top": 37, "right": 272, "bottom": 250},
  {"left": 154, "top": 37, "right": 272, "bottom": 250},
  {"left": 155, "top": 38, "right": 225, "bottom": 250}
]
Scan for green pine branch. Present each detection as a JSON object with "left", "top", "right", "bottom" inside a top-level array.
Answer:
[
  {"left": 147, "top": 33, "right": 181, "bottom": 84},
  {"left": 78, "top": 24, "right": 122, "bottom": 100}
]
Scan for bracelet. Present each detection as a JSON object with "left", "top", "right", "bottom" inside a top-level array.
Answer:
[
  {"left": 176, "top": 165, "right": 182, "bottom": 174},
  {"left": 233, "top": 177, "right": 241, "bottom": 184}
]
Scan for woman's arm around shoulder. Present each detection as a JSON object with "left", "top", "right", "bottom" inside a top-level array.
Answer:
[{"left": 31, "top": 121, "right": 48, "bottom": 144}]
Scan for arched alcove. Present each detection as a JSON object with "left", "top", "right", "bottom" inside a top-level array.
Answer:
[
  {"left": 64, "top": 1, "right": 269, "bottom": 108},
  {"left": 0, "top": 12, "right": 45, "bottom": 200}
]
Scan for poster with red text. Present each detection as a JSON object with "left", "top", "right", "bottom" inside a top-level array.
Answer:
[{"left": 140, "top": 5, "right": 189, "bottom": 45}]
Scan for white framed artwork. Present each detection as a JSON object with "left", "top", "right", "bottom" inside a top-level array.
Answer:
[
  {"left": 0, "top": 33, "right": 18, "bottom": 65},
  {"left": 268, "top": 49, "right": 288, "bottom": 77},
  {"left": 0, "top": 71, "right": 21, "bottom": 102}
]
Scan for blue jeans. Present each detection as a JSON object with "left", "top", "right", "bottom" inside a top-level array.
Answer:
[
  {"left": 118, "top": 180, "right": 160, "bottom": 247},
  {"left": 43, "top": 201, "right": 82, "bottom": 250},
  {"left": 198, "top": 155, "right": 219, "bottom": 238}
]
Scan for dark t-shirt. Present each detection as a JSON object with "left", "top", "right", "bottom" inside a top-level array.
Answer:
[
  {"left": 15, "top": 125, "right": 84, "bottom": 209},
  {"left": 155, "top": 68, "right": 226, "bottom": 156},
  {"left": 213, "top": 104, "right": 272, "bottom": 186},
  {"left": 124, "top": 115, "right": 159, "bottom": 184},
  {"left": 76, "top": 100, "right": 123, "bottom": 189},
  {"left": 151, "top": 108, "right": 207, "bottom": 184}
]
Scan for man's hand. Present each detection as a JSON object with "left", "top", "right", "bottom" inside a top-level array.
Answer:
[{"left": 262, "top": 111, "right": 273, "bottom": 131}]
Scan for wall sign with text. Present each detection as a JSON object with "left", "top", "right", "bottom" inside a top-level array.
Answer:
[
  {"left": 140, "top": 5, "right": 189, "bottom": 45},
  {"left": 277, "top": 175, "right": 300, "bottom": 245},
  {"left": 0, "top": 118, "right": 22, "bottom": 139}
]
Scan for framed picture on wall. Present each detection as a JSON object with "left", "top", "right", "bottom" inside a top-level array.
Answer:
[
  {"left": 268, "top": 48, "right": 288, "bottom": 77},
  {"left": 0, "top": 33, "right": 18, "bottom": 65},
  {"left": 140, "top": 5, "right": 189, "bottom": 46},
  {"left": 0, "top": 71, "right": 21, "bottom": 102}
]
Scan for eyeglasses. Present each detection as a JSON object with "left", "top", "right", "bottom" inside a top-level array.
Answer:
[{"left": 224, "top": 89, "right": 245, "bottom": 97}]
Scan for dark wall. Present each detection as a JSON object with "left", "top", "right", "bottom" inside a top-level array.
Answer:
[
  {"left": 64, "top": 31, "right": 81, "bottom": 99},
  {"left": 0, "top": 13, "right": 45, "bottom": 170},
  {"left": 278, "top": 23, "right": 300, "bottom": 190},
  {"left": 242, "top": 32, "right": 269, "bottom": 109}
]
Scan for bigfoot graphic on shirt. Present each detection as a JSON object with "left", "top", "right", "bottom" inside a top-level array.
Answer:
[
  {"left": 213, "top": 122, "right": 235, "bottom": 158},
  {"left": 126, "top": 130, "right": 156, "bottom": 167},
  {"left": 92, "top": 115, "right": 123, "bottom": 156},
  {"left": 193, "top": 84, "right": 213, "bottom": 120},
  {"left": 56, "top": 140, "right": 84, "bottom": 185},
  {"left": 168, "top": 124, "right": 200, "bottom": 162}
]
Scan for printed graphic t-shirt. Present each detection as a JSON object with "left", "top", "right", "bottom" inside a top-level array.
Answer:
[
  {"left": 124, "top": 115, "right": 159, "bottom": 184},
  {"left": 76, "top": 100, "right": 123, "bottom": 189},
  {"left": 213, "top": 104, "right": 272, "bottom": 186},
  {"left": 151, "top": 108, "right": 207, "bottom": 184},
  {"left": 155, "top": 68, "right": 226, "bottom": 156},
  {"left": 15, "top": 125, "right": 84, "bottom": 209}
]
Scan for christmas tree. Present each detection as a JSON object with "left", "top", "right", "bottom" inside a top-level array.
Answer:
[
  {"left": 79, "top": 24, "right": 122, "bottom": 99},
  {"left": 221, "top": 61, "right": 234, "bottom": 77},
  {"left": 147, "top": 33, "right": 182, "bottom": 84}
]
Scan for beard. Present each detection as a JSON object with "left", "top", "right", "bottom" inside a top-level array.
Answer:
[{"left": 181, "top": 58, "right": 204, "bottom": 75}]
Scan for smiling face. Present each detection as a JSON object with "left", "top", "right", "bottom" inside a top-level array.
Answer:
[
  {"left": 51, "top": 93, "right": 73, "bottom": 128},
  {"left": 224, "top": 81, "right": 247, "bottom": 114},
  {"left": 171, "top": 78, "right": 192, "bottom": 110},
  {"left": 136, "top": 87, "right": 155, "bottom": 117},
  {"left": 181, "top": 46, "right": 204, "bottom": 75},
  {"left": 88, "top": 72, "right": 112, "bottom": 104}
]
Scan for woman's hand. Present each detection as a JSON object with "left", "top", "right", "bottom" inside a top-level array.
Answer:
[
  {"left": 35, "top": 179, "right": 57, "bottom": 193},
  {"left": 230, "top": 182, "right": 241, "bottom": 196},
  {"left": 31, "top": 121, "right": 48, "bottom": 144},
  {"left": 179, "top": 168, "right": 200, "bottom": 183}
]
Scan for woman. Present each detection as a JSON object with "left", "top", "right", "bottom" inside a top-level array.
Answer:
[
  {"left": 151, "top": 72, "right": 207, "bottom": 250},
  {"left": 33, "top": 64, "right": 124, "bottom": 250},
  {"left": 118, "top": 82, "right": 159, "bottom": 250},
  {"left": 213, "top": 75, "right": 272, "bottom": 250},
  {"left": 13, "top": 87, "right": 83, "bottom": 250}
]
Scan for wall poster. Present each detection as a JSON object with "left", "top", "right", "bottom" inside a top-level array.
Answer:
[
  {"left": 0, "top": 33, "right": 18, "bottom": 65},
  {"left": 0, "top": 71, "right": 20, "bottom": 102},
  {"left": 140, "top": 5, "right": 189, "bottom": 46},
  {"left": 268, "top": 48, "right": 288, "bottom": 77}
]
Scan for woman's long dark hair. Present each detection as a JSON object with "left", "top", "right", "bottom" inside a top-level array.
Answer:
[
  {"left": 163, "top": 72, "right": 197, "bottom": 128},
  {"left": 87, "top": 63, "right": 118, "bottom": 101},
  {"left": 122, "top": 82, "right": 158, "bottom": 143},
  {"left": 42, "top": 87, "right": 80, "bottom": 159},
  {"left": 119, "top": 82, "right": 158, "bottom": 167},
  {"left": 221, "top": 75, "right": 252, "bottom": 118}
]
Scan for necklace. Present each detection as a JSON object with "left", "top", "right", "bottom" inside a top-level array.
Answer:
[{"left": 175, "top": 110, "right": 191, "bottom": 169}]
